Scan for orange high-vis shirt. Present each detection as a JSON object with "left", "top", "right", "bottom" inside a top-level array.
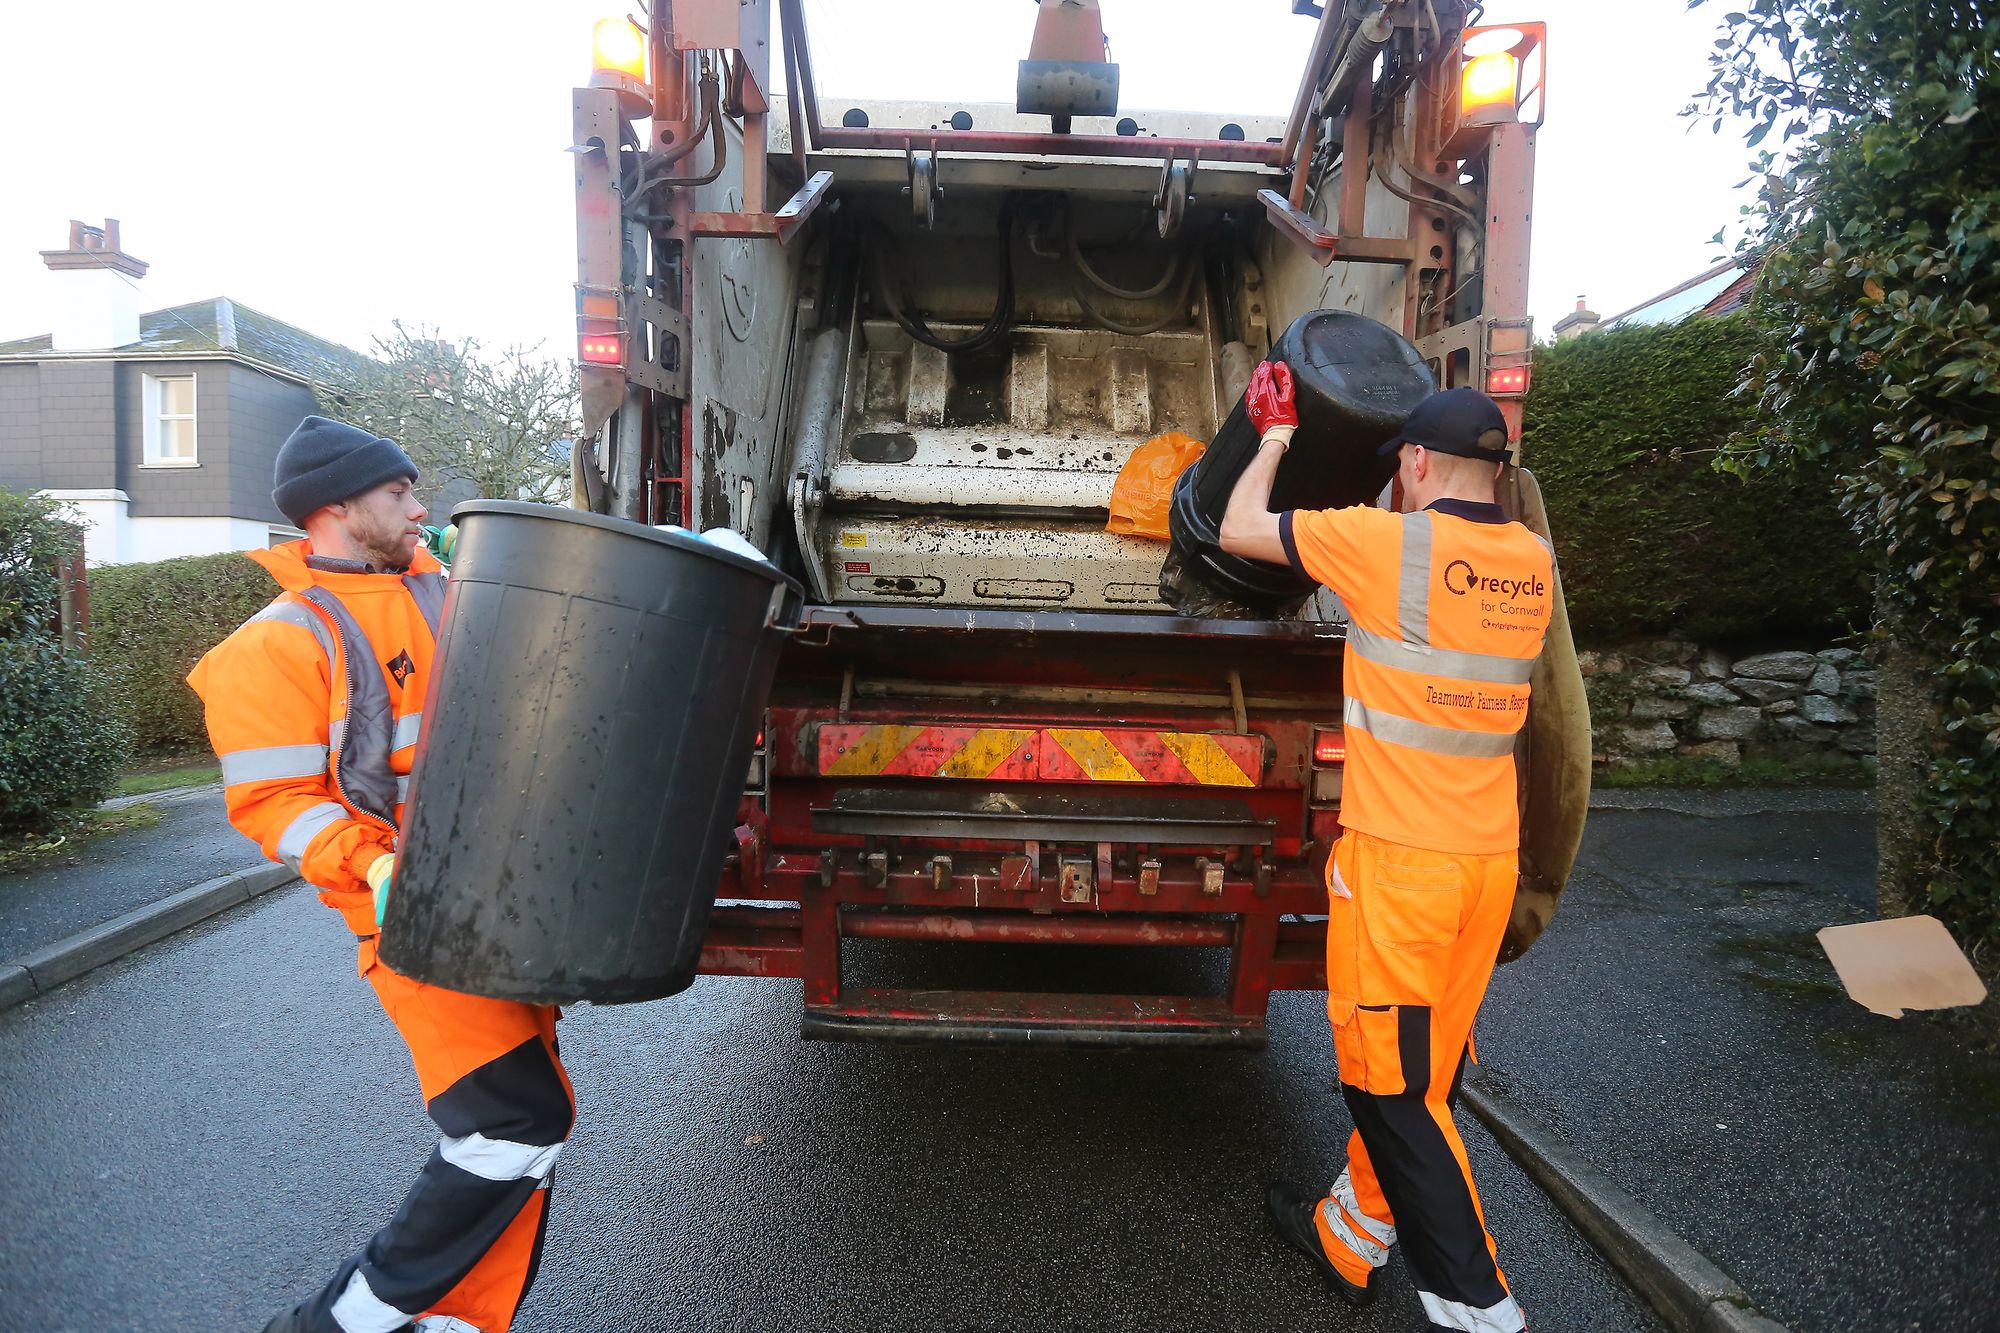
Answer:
[
  {"left": 1282, "top": 499, "right": 1554, "bottom": 855},
  {"left": 187, "top": 540, "right": 444, "bottom": 935}
]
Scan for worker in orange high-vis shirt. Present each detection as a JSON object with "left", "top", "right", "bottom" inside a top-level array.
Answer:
[
  {"left": 188, "top": 416, "right": 574, "bottom": 1333},
  {"left": 1220, "top": 368, "right": 1552, "bottom": 1333}
]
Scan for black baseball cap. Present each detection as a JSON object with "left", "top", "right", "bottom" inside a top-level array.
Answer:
[{"left": 1376, "top": 387, "right": 1513, "bottom": 463}]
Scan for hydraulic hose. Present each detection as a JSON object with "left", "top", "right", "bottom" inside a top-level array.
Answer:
[
  {"left": 633, "top": 73, "right": 727, "bottom": 194},
  {"left": 1065, "top": 214, "right": 1186, "bottom": 302},
  {"left": 647, "top": 70, "right": 718, "bottom": 170},
  {"left": 1373, "top": 153, "right": 1482, "bottom": 233},
  {"left": 1069, "top": 258, "right": 1197, "bottom": 337},
  {"left": 868, "top": 202, "right": 1018, "bottom": 355}
]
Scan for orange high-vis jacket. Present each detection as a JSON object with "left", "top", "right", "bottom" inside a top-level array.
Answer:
[
  {"left": 187, "top": 540, "right": 446, "bottom": 935},
  {"left": 1282, "top": 499, "right": 1554, "bottom": 855}
]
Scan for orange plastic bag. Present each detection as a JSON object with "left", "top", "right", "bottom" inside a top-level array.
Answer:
[{"left": 1105, "top": 431, "right": 1205, "bottom": 541}]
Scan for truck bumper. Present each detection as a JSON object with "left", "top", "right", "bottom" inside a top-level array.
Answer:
[{"left": 700, "top": 882, "right": 1330, "bottom": 1047}]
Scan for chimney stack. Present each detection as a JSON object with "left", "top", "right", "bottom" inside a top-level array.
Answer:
[
  {"left": 1552, "top": 294, "right": 1601, "bottom": 342},
  {"left": 41, "top": 219, "right": 148, "bottom": 351}
]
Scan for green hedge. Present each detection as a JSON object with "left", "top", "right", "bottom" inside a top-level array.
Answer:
[
  {"left": 1693, "top": 0, "right": 2000, "bottom": 946},
  {"left": 89, "top": 552, "right": 275, "bottom": 753},
  {"left": 1523, "top": 316, "right": 1866, "bottom": 645},
  {"left": 0, "top": 640, "right": 128, "bottom": 830},
  {"left": 0, "top": 490, "right": 126, "bottom": 829}
]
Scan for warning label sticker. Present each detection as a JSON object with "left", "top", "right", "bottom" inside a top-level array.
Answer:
[
  {"left": 839, "top": 532, "right": 868, "bottom": 548},
  {"left": 844, "top": 561, "right": 870, "bottom": 573}
]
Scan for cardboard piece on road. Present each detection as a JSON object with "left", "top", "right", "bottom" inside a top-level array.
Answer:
[{"left": 1817, "top": 915, "right": 1988, "bottom": 1019}]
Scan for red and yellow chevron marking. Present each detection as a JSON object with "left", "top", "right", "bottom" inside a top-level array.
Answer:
[
  {"left": 1040, "top": 728, "right": 1260, "bottom": 786},
  {"left": 820, "top": 725, "right": 1037, "bottom": 780},
  {"left": 817, "top": 724, "right": 1261, "bottom": 787}
]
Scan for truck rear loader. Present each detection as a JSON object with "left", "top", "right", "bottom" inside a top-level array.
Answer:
[{"left": 563, "top": 0, "right": 1590, "bottom": 1044}]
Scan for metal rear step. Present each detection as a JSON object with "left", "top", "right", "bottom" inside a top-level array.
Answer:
[
  {"left": 802, "top": 987, "right": 1265, "bottom": 1047},
  {"left": 811, "top": 788, "right": 1276, "bottom": 845}
]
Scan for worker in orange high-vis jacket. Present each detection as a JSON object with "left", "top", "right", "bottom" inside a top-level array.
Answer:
[
  {"left": 188, "top": 416, "right": 574, "bottom": 1333},
  {"left": 1220, "top": 368, "right": 1552, "bottom": 1333}
]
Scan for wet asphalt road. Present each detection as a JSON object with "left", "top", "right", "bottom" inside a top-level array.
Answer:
[
  {"left": 1484, "top": 789, "right": 2000, "bottom": 1332},
  {"left": 0, "top": 883, "right": 1658, "bottom": 1333},
  {"left": 0, "top": 785, "right": 258, "bottom": 959}
]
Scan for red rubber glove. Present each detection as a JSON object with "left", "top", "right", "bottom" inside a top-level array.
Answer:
[{"left": 1246, "top": 360, "right": 1298, "bottom": 449}]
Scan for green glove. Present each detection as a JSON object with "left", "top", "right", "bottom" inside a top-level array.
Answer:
[
  {"left": 421, "top": 523, "right": 457, "bottom": 564},
  {"left": 368, "top": 853, "right": 396, "bottom": 924}
]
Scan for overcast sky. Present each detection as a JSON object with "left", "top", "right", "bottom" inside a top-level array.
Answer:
[{"left": 0, "top": 0, "right": 1754, "bottom": 359}]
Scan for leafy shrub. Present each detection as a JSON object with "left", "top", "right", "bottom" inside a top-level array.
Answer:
[
  {"left": 0, "top": 490, "right": 127, "bottom": 828},
  {"left": 0, "top": 639, "right": 127, "bottom": 830},
  {"left": 1694, "top": 0, "right": 2000, "bottom": 945},
  {"left": 1523, "top": 316, "right": 1866, "bottom": 646},
  {"left": 1, "top": 488, "right": 74, "bottom": 635},
  {"left": 88, "top": 552, "right": 275, "bottom": 753}
]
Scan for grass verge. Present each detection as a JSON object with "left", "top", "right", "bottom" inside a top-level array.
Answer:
[
  {"left": 112, "top": 763, "right": 221, "bottom": 797},
  {"left": 0, "top": 804, "right": 166, "bottom": 876},
  {"left": 1597, "top": 753, "right": 1875, "bottom": 789}
]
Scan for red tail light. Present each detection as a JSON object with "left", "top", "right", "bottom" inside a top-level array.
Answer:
[
  {"left": 580, "top": 332, "right": 623, "bottom": 366},
  {"left": 1313, "top": 730, "right": 1346, "bottom": 765},
  {"left": 1486, "top": 365, "right": 1530, "bottom": 396}
]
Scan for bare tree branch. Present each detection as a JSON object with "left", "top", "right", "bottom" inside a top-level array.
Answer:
[{"left": 312, "top": 325, "right": 579, "bottom": 506}]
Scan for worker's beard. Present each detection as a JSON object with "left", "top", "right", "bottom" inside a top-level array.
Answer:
[{"left": 345, "top": 506, "right": 421, "bottom": 571}]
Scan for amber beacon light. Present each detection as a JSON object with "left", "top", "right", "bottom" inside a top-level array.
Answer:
[
  {"left": 1460, "top": 51, "right": 1519, "bottom": 123},
  {"left": 592, "top": 17, "right": 646, "bottom": 81},
  {"left": 1445, "top": 24, "right": 1546, "bottom": 155},
  {"left": 590, "top": 16, "right": 650, "bottom": 115}
]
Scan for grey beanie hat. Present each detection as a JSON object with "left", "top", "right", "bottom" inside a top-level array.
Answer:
[{"left": 272, "top": 416, "right": 419, "bottom": 526}]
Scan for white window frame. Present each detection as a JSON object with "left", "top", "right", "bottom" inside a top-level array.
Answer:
[{"left": 141, "top": 372, "right": 198, "bottom": 467}]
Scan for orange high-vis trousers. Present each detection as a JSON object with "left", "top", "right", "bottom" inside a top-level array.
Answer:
[
  {"left": 295, "top": 939, "right": 576, "bottom": 1333},
  {"left": 1315, "top": 831, "right": 1526, "bottom": 1333}
]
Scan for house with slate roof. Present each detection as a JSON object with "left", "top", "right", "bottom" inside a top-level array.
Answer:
[
  {"left": 1552, "top": 254, "right": 1765, "bottom": 342},
  {"left": 0, "top": 220, "right": 369, "bottom": 564}
]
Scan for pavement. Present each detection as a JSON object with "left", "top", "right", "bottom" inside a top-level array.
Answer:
[
  {"left": 1, "top": 785, "right": 1993, "bottom": 1330},
  {"left": 1482, "top": 787, "right": 2000, "bottom": 1332},
  {"left": 0, "top": 783, "right": 257, "bottom": 961},
  {"left": 0, "top": 887, "right": 1657, "bottom": 1333}
]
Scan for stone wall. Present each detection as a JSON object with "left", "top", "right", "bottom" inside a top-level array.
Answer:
[{"left": 1580, "top": 639, "right": 1876, "bottom": 767}]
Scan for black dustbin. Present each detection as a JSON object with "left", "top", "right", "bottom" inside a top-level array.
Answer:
[
  {"left": 380, "top": 501, "right": 803, "bottom": 1005},
  {"left": 1166, "top": 309, "right": 1435, "bottom": 614}
]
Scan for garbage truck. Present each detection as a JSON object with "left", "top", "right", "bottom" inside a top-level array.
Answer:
[{"left": 561, "top": 0, "right": 1589, "bottom": 1044}]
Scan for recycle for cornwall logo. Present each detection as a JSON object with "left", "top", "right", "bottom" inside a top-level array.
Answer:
[{"left": 1442, "top": 559, "right": 1546, "bottom": 600}]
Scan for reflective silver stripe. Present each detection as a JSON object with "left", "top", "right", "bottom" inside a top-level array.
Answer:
[
  {"left": 404, "top": 572, "right": 447, "bottom": 637},
  {"left": 299, "top": 586, "right": 399, "bottom": 822},
  {"left": 1332, "top": 1168, "right": 1397, "bottom": 1249},
  {"left": 1319, "top": 1196, "right": 1392, "bottom": 1268},
  {"left": 247, "top": 599, "right": 335, "bottom": 661},
  {"left": 1345, "top": 698, "right": 1520, "bottom": 759},
  {"left": 415, "top": 1317, "right": 491, "bottom": 1333},
  {"left": 1346, "top": 623, "right": 1536, "bottom": 686},
  {"left": 396, "top": 775, "right": 411, "bottom": 804},
  {"left": 329, "top": 718, "right": 347, "bottom": 752},
  {"left": 329, "top": 1269, "right": 411, "bottom": 1333},
  {"left": 438, "top": 1132, "right": 564, "bottom": 1183},
  {"left": 392, "top": 712, "right": 423, "bottom": 752},
  {"left": 219, "top": 744, "right": 329, "bottom": 786},
  {"left": 1397, "top": 511, "right": 1434, "bottom": 646},
  {"left": 275, "top": 801, "right": 348, "bottom": 872},
  {"left": 1418, "top": 1291, "right": 1527, "bottom": 1333}
]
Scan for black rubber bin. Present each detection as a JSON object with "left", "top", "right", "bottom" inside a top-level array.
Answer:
[
  {"left": 380, "top": 501, "right": 803, "bottom": 1005},
  {"left": 1167, "top": 309, "right": 1434, "bottom": 613}
]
